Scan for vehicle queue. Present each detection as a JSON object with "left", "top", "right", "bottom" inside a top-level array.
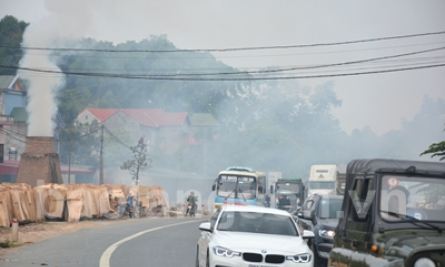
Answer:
[{"left": 198, "top": 159, "right": 445, "bottom": 267}]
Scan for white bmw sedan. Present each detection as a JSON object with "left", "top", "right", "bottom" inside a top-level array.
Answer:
[{"left": 196, "top": 205, "right": 315, "bottom": 267}]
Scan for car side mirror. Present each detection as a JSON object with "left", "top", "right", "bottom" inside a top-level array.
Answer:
[
  {"left": 199, "top": 222, "right": 212, "bottom": 232},
  {"left": 297, "top": 212, "right": 303, "bottom": 218},
  {"left": 303, "top": 210, "right": 313, "bottom": 219},
  {"left": 302, "top": 230, "right": 315, "bottom": 239},
  {"left": 211, "top": 184, "right": 216, "bottom": 191}
]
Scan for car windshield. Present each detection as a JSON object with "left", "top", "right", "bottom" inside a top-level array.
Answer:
[
  {"left": 317, "top": 198, "right": 343, "bottom": 219},
  {"left": 217, "top": 211, "right": 298, "bottom": 236},
  {"left": 379, "top": 175, "right": 445, "bottom": 223}
]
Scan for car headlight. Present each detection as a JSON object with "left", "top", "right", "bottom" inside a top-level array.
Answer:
[
  {"left": 286, "top": 253, "right": 312, "bottom": 263},
  {"left": 319, "top": 230, "right": 335, "bottom": 239},
  {"left": 414, "top": 258, "right": 435, "bottom": 267},
  {"left": 212, "top": 246, "right": 241, "bottom": 258}
]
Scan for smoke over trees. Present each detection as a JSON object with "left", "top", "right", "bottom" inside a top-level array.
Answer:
[{"left": 1, "top": 15, "right": 444, "bottom": 180}]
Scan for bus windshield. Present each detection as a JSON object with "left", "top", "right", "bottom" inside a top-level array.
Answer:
[{"left": 217, "top": 175, "right": 257, "bottom": 200}]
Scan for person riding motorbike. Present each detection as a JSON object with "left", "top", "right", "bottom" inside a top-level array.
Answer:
[
  {"left": 186, "top": 191, "right": 197, "bottom": 216},
  {"left": 264, "top": 193, "right": 271, "bottom": 208}
]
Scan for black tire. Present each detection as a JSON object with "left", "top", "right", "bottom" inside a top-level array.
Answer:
[{"left": 196, "top": 247, "right": 200, "bottom": 267}]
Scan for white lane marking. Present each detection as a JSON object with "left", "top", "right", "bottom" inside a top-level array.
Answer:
[{"left": 99, "top": 220, "right": 199, "bottom": 267}]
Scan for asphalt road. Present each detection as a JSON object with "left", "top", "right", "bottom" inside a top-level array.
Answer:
[{"left": 0, "top": 216, "right": 207, "bottom": 267}]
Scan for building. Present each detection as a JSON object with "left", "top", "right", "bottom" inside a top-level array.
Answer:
[
  {"left": 76, "top": 108, "right": 218, "bottom": 156},
  {"left": 0, "top": 75, "right": 95, "bottom": 184},
  {"left": 0, "top": 75, "right": 27, "bottom": 164}
]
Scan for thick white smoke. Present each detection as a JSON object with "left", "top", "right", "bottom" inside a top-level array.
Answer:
[{"left": 17, "top": 0, "right": 95, "bottom": 136}]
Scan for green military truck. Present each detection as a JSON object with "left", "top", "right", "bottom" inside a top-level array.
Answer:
[
  {"left": 274, "top": 178, "right": 306, "bottom": 213},
  {"left": 328, "top": 158, "right": 445, "bottom": 267}
]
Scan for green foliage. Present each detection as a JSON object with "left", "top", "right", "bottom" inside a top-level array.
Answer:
[
  {"left": 0, "top": 16, "right": 28, "bottom": 75},
  {"left": 103, "top": 128, "right": 133, "bottom": 166},
  {"left": 420, "top": 123, "right": 445, "bottom": 161},
  {"left": 120, "top": 137, "right": 152, "bottom": 184},
  {"left": 58, "top": 122, "right": 100, "bottom": 166},
  {"left": 4, "top": 15, "right": 444, "bottom": 177},
  {"left": 0, "top": 239, "right": 22, "bottom": 248},
  {"left": 57, "top": 86, "right": 92, "bottom": 123},
  {"left": 55, "top": 35, "right": 236, "bottom": 117},
  {"left": 420, "top": 140, "right": 445, "bottom": 161}
]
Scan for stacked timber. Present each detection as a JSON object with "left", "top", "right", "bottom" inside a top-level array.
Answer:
[{"left": 0, "top": 182, "right": 168, "bottom": 226}]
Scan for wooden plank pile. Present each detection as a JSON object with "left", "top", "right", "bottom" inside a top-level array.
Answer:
[{"left": 0, "top": 183, "right": 167, "bottom": 227}]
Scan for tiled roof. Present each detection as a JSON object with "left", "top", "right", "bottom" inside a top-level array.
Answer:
[
  {"left": 83, "top": 108, "right": 118, "bottom": 122},
  {"left": 122, "top": 109, "right": 188, "bottom": 127},
  {"left": 83, "top": 108, "right": 188, "bottom": 127}
]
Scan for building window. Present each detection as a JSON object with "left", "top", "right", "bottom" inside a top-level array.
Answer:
[{"left": 9, "top": 147, "right": 18, "bottom": 160}]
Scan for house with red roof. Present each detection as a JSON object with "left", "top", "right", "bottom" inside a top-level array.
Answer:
[{"left": 76, "top": 108, "right": 218, "bottom": 155}]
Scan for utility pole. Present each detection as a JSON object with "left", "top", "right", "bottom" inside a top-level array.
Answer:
[
  {"left": 68, "top": 125, "right": 72, "bottom": 184},
  {"left": 100, "top": 124, "right": 104, "bottom": 185}
]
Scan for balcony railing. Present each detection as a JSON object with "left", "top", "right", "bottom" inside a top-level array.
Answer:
[{"left": 0, "top": 115, "right": 14, "bottom": 122}]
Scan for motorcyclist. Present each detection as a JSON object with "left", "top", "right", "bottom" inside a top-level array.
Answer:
[
  {"left": 186, "top": 191, "right": 197, "bottom": 216},
  {"left": 264, "top": 193, "right": 271, "bottom": 208},
  {"left": 127, "top": 191, "right": 135, "bottom": 218}
]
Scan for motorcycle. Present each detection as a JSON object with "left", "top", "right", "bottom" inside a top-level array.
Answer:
[{"left": 187, "top": 202, "right": 196, "bottom": 217}]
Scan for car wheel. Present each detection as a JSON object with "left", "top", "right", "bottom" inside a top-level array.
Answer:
[
  {"left": 206, "top": 251, "right": 210, "bottom": 267},
  {"left": 195, "top": 247, "right": 199, "bottom": 267}
]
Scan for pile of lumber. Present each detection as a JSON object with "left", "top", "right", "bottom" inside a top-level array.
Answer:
[{"left": 0, "top": 183, "right": 167, "bottom": 227}]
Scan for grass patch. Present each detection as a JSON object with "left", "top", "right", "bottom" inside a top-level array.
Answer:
[{"left": 0, "top": 239, "right": 22, "bottom": 248}]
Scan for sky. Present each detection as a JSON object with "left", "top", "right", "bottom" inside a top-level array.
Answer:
[{"left": 1, "top": 0, "right": 445, "bottom": 136}]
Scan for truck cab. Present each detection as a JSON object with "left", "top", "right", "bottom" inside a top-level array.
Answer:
[
  {"left": 308, "top": 164, "right": 338, "bottom": 197},
  {"left": 328, "top": 158, "right": 445, "bottom": 267},
  {"left": 274, "top": 178, "right": 306, "bottom": 213}
]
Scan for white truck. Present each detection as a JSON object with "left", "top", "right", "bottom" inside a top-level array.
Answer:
[{"left": 307, "top": 164, "right": 346, "bottom": 197}]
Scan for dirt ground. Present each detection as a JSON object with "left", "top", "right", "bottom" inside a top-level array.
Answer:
[{"left": 0, "top": 218, "right": 129, "bottom": 256}]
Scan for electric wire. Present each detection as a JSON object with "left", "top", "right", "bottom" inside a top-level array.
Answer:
[
  {"left": 103, "top": 126, "right": 132, "bottom": 149},
  {"left": 0, "top": 128, "right": 27, "bottom": 144},
  {"left": 2, "top": 61, "right": 445, "bottom": 81},
  {"left": 57, "top": 127, "right": 101, "bottom": 142},
  {"left": 1, "top": 30, "right": 445, "bottom": 53},
  {"left": 2, "top": 44, "right": 444, "bottom": 80}
]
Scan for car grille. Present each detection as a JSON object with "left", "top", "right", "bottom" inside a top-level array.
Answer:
[
  {"left": 242, "top": 253, "right": 285, "bottom": 264},
  {"left": 265, "top": 254, "right": 285, "bottom": 263},
  {"left": 243, "top": 253, "right": 262, "bottom": 262}
]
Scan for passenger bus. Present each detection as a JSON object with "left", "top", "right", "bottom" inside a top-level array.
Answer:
[{"left": 212, "top": 166, "right": 267, "bottom": 212}]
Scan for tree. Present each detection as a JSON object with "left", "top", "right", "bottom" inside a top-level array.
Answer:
[
  {"left": 58, "top": 121, "right": 101, "bottom": 166},
  {"left": 420, "top": 125, "right": 445, "bottom": 161},
  {"left": 0, "top": 16, "right": 29, "bottom": 75},
  {"left": 120, "top": 137, "right": 152, "bottom": 185}
]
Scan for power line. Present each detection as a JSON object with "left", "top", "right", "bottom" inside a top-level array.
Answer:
[
  {"left": 2, "top": 45, "right": 444, "bottom": 79},
  {"left": 3, "top": 61, "right": 445, "bottom": 81},
  {"left": 57, "top": 127, "right": 101, "bottom": 142},
  {"left": 103, "top": 126, "right": 131, "bottom": 149},
  {"left": 1, "top": 30, "right": 445, "bottom": 53},
  {"left": 0, "top": 128, "right": 27, "bottom": 144}
]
